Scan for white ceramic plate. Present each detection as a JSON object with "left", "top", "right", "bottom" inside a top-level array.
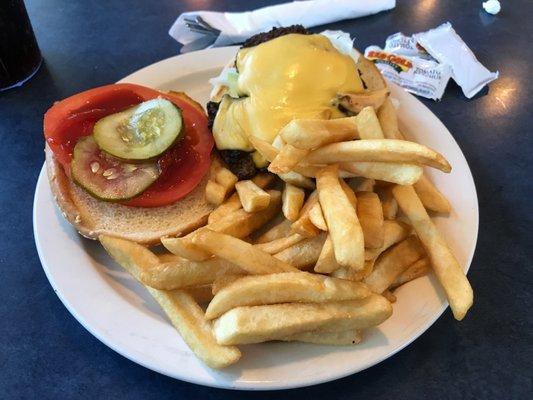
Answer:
[{"left": 33, "top": 46, "right": 478, "bottom": 390}]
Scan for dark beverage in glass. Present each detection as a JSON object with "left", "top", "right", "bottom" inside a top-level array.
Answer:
[{"left": 0, "top": 0, "right": 42, "bottom": 91}]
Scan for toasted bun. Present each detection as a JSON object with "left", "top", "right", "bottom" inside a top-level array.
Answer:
[{"left": 45, "top": 145, "right": 214, "bottom": 246}]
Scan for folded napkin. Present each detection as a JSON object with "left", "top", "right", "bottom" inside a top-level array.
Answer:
[{"left": 169, "top": 0, "right": 396, "bottom": 52}]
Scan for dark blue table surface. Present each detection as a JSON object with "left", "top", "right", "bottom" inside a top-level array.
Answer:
[{"left": 1, "top": 0, "right": 531, "bottom": 398}]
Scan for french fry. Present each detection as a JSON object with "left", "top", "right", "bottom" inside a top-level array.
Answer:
[
  {"left": 210, "top": 159, "right": 238, "bottom": 193},
  {"left": 282, "top": 183, "right": 305, "bottom": 221},
  {"left": 356, "top": 106, "right": 384, "bottom": 139},
  {"left": 268, "top": 144, "right": 310, "bottom": 174},
  {"left": 376, "top": 102, "right": 452, "bottom": 212},
  {"left": 249, "top": 136, "right": 278, "bottom": 161},
  {"left": 256, "top": 219, "right": 292, "bottom": 243},
  {"left": 308, "top": 202, "right": 328, "bottom": 231},
  {"left": 336, "top": 88, "right": 390, "bottom": 114},
  {"left": 413, "top": 174, "right": 452, "bottom": 213},
  {"left": 391, "top": 257, "right": 431, "bottom": 289},
  {"left": 304, "top": 140, "right": 451, "bottom": 173},
  {"left": 392, "top": 185, "right": 473, "bottom": 320},
  {"left": 213, "top": 294, "right": 392, "bottom": 345},
  {"left": 205, "top": 272, "right": 372, "bottom": 319},
  {"left": 212, "top": 274, "right": 247, "bottom": 295},
  {"left": 163, "top": 190, "right": 281, "bottom": 261},
  {"left": 235, "top": 180, "right": 271, "bottom": 212},
  {"left": 274, "top": 233, "right": 327, "bottom": 268},
  {"left": 291, "top": 191, "right": 320, "bottom": 237},
  {"left": 205, "top": 180, "right": 227, "bottom": 205},
  {"left": 382, "top": 290, "right": 397, "bottom": 303},
  {"left": 317, "top": 165, "right": 364, "bottom": 270},
  {"left": 280, "top": 329, "right": 362, "bottom": 345},
  {"left": 339, "top": 179, "right": 358, "bottom": 208},
  {"left": 314, "top": 235, "right": 340, "bottom": 273},
  {"left": 365, "top": 220, "right": 411, "bottom": 260},
  {"left": 340, "top": 162, "right": 423, "bottom": 185},
  {"left": 272, "top": 134, "right": 285, "bottom": 150},
  {"left": 100, "top": 235, "right": 244, "bottom": 290},
  {"left": 99, "top": 235, "right": 240, "bottom": 369},
  {"left": 364, "top": 236, "right": 425, "bottom": 294},
  {"left": 192, "top": 230, "right": 299, "bottom": 275},
  {"left": 255, "top": 233, "right": 304, "bottom": 254},
  {"left": 356, "top": 192, "right": 384, "bottom": 249},
  {"left": 207, "top": 173, "right": 275, "bottom": 224},
  {"left": 278, "top": 170, "right": 316, "bottom": 189},
  {"left": 331, "top": 260, "right": 374, "bottom": 282},
  {"left": 377, "top": 98, "right": 402, "bottom": 139},
  {"left": 279, "top": 117, "right": 358, "bottom": 149},
  {"left": 147, "top": 288, "right": 241, "bottom": 368}
]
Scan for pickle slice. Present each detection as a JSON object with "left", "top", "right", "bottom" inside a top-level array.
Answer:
[
  {"left": 71, "top": 136, "right": 160, "bottom": 202},
  {"left": 93, "top": 98, "right": 183, "bottom": 161}
]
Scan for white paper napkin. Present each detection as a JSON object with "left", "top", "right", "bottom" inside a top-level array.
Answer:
[{"left": 170, "top": 0, "right": 396, "bottom": 52}]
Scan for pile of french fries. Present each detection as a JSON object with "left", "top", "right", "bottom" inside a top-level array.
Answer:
[{"left": 99, "top": 75, "right": 473, "bottom": 369}]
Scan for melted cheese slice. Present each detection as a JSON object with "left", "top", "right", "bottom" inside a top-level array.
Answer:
[{"left": 213, "top": 34, "right": 364, "bottom": 152}]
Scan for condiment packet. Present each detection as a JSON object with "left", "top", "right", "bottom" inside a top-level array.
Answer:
[
  {"left": 365, "top": 46, "right": 452, "bottom": 101},
  {"left": 413, "top": 22, "right": 498, "bottom": 98},
  {"left": 384, "top": 32, "right": 434, "bottom": 60}
]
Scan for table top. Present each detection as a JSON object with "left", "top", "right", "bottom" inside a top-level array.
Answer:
[{"left": 1, "top": 0, "right": 531, "bottom": 398}]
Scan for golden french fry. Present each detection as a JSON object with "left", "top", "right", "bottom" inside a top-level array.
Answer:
[
  {"left": 356, "top": 191, "right": 384, "bottom": 249},
  {"left": 376, "top": 103, "right": 451, "bottom": 213},
  {"left": 268, "top": 144, "right": 310, "bottom": 174},
  {"left": 340, "top": 162, "right": 423, "bottom": 185},
  {"left": 308, "top": 201, "right": 328, "bottom": 231},
  {"left": 365, "top": 220, "right": 411, "bottom": 260},
  {"left": 382, "top": 290, "right": 397, "bottom": 303},
  {"left": 331, "top": 260, "right": 374, "bottom": 281},
  {"left": 235, "top": 180, "right": 271, "bottom": 212},
  {"left": 186, "top": 285, "right": 215, "bottom": 304},
  {"left": 208, "top": 172, "right": 275, "bottom": 224},
  {"left": 304, "top": 140, "right": 451, "bottom": 173},
  {"left": 377, "top": 98, "right": 402, "bottom": 139},
  {"left": 337, "top": 88, "right": 389, "bottom": 114},
  {"left": 212, "top": 274, "right": 247, "bottom": 295},
  {"left": 392, "top": 185, "right": 473, "bottom": 320},
  {"left": 163, "top": 190, "right": 282, "bottom": 261},
  {"left": 279, "top": 117, "right": 359, "bottom": 149},
  {"left": 249, "top": 136, "right": 278, "bottom": 161},
  {"left": 364, "top": 236, "right": 425, "bottom": 294},
  {"left": 99, "top": 235, "right": 240, "bottom": 369},
  {"left": 356, "top": 106, "right": 384, "bottom": 139},
  {"left": 213, "top": 294, "right": 392, "bottom": 345},
  {"left": 282, "top": 183, "right": 305, "bottom": 221},
  {"left": 256, "top": 219, "right": 292, "bottom": 243},
  {"left": 339, "top": 179, "right": 358, "bottom": 208},
  {"left": 147, "top": 288, "right": 241, "bottom": 368},
  {"left": 192, "top": 230, "right": 298, "bottom": 275},
  {"left": 314, "top": 235, "right": 340, "bottom": 273},
  {"left": 205, "top": 272, "right": 372, "bottom": 319},
  {"left": 291, "top": 191, "right": 320, "bottom": 237},
  {"left": 391, "top": 257, "right": 431, "bottom": 289},
  {"left": 278, "top": 170, "right": 316, "bottom": 189},
  {"left": 205, "top": 180, "right": 227, "bottom": 205},
  {"left": 280, "top": 329, "right": 362, "bottom": 345},
  {"left": 100, "top": 235, "right": 243, "bottom": 290},
  {"left": 413, "top": 174, "right": 452, "bottom": 213},
  {"left": 274, "top": 233, "right": 327, "bottom": 268},
  {"left": 317, "top": 165, "right": 364, "bottom": 270},
  {"left": 255, "top": 233, "right": 304, "bottom": 254},
  {"left": 272, "top": 134, "right": 285, "bottom": 150},
  {"left": 211, "top": 162, "right": 238, "bottom": 193}
]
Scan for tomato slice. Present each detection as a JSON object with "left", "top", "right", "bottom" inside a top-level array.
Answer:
[{"left": 44, "top": 84, "right": 213, "bottom": 208}]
